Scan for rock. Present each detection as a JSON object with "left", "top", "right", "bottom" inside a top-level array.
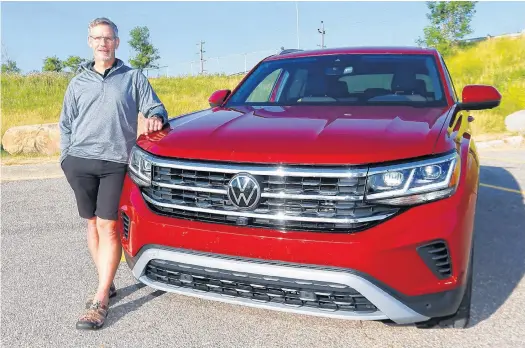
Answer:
[
  {"left": 505, "top": 110, "right": 525, "bottom": 133},
  {"left": 2, "top": 123, "right": 60, "bottom": 155},
  {"left": 475, "top": 139, "right": 505, "bottom": 149},
  {"left": 504, "top": 135, "right": 524, "bottom": 147}
]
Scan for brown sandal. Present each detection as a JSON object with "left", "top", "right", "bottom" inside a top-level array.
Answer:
[
  {"left": 76, "top": 300, "right": 109, "bottom": 330},
  {"left": 85, "top": 282, "right": 117, "bottom": 309}
]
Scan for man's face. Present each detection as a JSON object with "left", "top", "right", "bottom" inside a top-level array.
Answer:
[{"left": 88, "top": 24, "right": 120, "bottom": 62}]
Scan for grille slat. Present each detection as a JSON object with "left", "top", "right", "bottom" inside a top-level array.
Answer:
[
  {"left": 428, "top": 247, "right": 447, "bottom": 254},
  {"left": 121, "top": 213, "right": 130, "bottom": 239},
  {"left": 145, "top": 260, "right": 377, "bottom": 313}
]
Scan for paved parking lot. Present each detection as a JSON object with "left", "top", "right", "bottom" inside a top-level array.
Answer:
[{"left": 1, "top": 147, "right": 524, "bottom": 348}]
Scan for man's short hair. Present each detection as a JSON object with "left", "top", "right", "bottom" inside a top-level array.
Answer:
[{"left": 88, "top": 17, "right": 118, "bottom": 38}]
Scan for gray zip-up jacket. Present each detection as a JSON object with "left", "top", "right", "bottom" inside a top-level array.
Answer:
[{"left": 59, "top": 59, "right": 168, "bottom": 164}]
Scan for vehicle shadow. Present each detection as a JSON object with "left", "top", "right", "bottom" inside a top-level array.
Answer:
[{"left": 468, "top": 165, "right": 525, "bottom": 327}]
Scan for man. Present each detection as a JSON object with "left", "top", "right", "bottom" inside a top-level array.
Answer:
[{"left": 59, "top": 17, "right": 167, "bottom": 330}]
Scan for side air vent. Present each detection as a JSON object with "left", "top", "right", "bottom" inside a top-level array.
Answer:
[
  {"left": 417, "top": 240, "right": 452, "bottom": 279},
  {"left": 121, "top": 212, "right": 130, "bottom": 240}
]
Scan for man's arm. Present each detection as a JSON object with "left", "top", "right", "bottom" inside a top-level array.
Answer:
[
  {"left": 59, "top": 83, "right": 78, "bottom": 161},
  {"left": 136, "top": 70, "right": 168, "bottom": 124}
]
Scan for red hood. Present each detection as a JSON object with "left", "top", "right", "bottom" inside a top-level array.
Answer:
[{"left": 138, "top": 105, "right": 454, "bottom": 165}]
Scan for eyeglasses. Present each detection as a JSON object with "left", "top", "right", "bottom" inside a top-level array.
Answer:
[{"left": 89, "top": 36, "right": 116, "bottom": 43}]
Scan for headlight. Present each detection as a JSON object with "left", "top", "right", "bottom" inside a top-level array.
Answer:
[
  {"left": 365, "top": 151, "right": 460, "bottom": 205},
  {"left": 128, "top": 146, "right": 152, "bottom": 187}
]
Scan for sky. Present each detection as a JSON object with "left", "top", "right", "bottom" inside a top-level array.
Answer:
[{"left": 1, "top": 1, "right": 525, "bottom": 76}]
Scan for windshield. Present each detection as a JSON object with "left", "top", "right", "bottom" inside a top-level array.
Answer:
[{"left": 225, "top": 54, "right": 447, "bottom": 107}]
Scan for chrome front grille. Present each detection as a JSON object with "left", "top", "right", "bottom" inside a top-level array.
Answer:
[
  {"left": 263, "top": 176, "right": 364, "bottom": 196},
  {"left": 150, "top": 166, "right": 366, "bottom": 197},
  {"left": 153, "top": 166, "right": 230, "bottom": 190},
  {"left": 141, "top": 157, "right": 399, "bottom": 232}
]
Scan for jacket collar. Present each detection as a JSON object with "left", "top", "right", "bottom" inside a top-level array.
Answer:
[{"left": 80, "top": 58, "right": 124, "bottom": 77}]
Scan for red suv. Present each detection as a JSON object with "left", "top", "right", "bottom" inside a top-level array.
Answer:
[{"left": 119, "top": 47, "right": 501, "bottom": 328}]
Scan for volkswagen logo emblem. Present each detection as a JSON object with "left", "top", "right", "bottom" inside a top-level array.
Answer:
[{"left": 227, "top": 173, "right": 261, "bottom": 210}]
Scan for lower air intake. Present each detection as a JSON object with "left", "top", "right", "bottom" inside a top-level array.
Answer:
[
  {"left": 417, "top": 240, "right": 452, "bottom": 279},
  {"left": 121, "top": 212, "right": 130, "bottom": 240},
  {"left": 145, "top": 259, "right": 378, "bottom": 313}
]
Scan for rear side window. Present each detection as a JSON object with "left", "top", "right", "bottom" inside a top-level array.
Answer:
[{"left": 339, "top": 74, "right": 392, "bottom": 93}]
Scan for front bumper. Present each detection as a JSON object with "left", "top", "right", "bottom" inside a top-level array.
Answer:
[{"left": 125, "top": 245, "right": 435, "bottom": 324}]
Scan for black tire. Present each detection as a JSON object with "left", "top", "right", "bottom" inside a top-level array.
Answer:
[{"left": 415, "top": 244, "right": 474, "bottom": 329}]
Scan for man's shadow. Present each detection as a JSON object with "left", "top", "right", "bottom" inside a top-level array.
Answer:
[
  {"left": 102, "top": 282, "right": 166, "bottom": 329},
  {"left": 468, "top": 165, "right": 525, "bottom": 327}
]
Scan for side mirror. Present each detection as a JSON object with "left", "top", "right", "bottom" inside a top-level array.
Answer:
[
  {"left": 208, "top": 89, "right": 231, "bottom": 107},
  {"left": 457, "top": 85, "right": 501, "bottom": 111}
]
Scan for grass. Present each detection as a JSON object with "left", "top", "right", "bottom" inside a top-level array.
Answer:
[
  {"left": 1, "top": 35, "right": 524, "bottom": 147},
  {"left": 445, "top": 35, "right": 525, "bottom": 134},
  {"left": 0, "top": 149, "right": 59, "bottom": 165},
  {"left": 1, "top": 72, "right": 72, "bottom": 138},
  {"left": 148, "top": 74, "right": 244, "bottom": 117},
  {"left": 0, "top": 72, "right": 244, "bottom": 141}
]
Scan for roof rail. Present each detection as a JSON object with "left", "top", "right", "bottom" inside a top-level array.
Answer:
[{"left": 279, "top": 49, "right": 303, "bottom": 55}]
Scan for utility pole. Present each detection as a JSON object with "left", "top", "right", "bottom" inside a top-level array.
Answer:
[
  {"left": 197, "top": 41, "right": 206, "bottom": 74},
  {"left": 296, "top": 1, "right": 300, "bottom": 48},
  {"left": 1, "top": 43, "right": 8, "bottom": 61},
  {"left": 317, "top": 21, "right": 326, "bottom": 49}
]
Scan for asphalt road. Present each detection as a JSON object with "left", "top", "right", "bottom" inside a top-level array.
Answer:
[{"left": 1, "top": 148, "right": 524, "bottom": 348}]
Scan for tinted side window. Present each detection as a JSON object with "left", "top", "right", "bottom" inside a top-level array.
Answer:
[{"left": 246, "top": 69, "right": 282, "bottom": 102}]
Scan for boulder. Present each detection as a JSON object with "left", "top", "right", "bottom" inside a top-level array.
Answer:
[
  {"left": 505, "top": 110, "right": 525, "bottom": 133},
  {"left": 2, "top": 123, "right": 60, "bottom": 155}
]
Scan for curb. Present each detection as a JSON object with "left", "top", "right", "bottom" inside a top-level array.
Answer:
[
  {"left": 0, "top": 163, "right": 63, "bottom": 183},
  {"left": 1, "top": 174, "right": 64, "bottom": 182},
  {"left": 475, "top": 135, "right": 524, "bottom": 149}
]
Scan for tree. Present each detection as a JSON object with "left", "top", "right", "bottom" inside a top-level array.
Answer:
[
  {"left": 416, "top": 1, "right": 477, "bottom": 56},
  {"left": 42, "top": 56, "right": 63, "bottom": 72},
  {"left": 128, "top": 26, "right": 160, "bottom": 69},
  {"left": 1, "top": 44, "right": 21, "bottom": 74},
  {"left": 63, "top": 55, "right": 87, "bottom": 73},
  {"left": 1, "top": 60, "right": 21, "bottom": 74}
]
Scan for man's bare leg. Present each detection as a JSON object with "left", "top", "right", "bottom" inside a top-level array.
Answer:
[
  {"left": 87, "top": 217, "right": 99, "bottom": 270},
  {"left": 93, "top": 218, "right": 122, "bottom": 305}
]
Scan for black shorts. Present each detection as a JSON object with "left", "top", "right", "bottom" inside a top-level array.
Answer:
[{"left": 61, "top": 155, "right": 128, "bottom": 221}]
